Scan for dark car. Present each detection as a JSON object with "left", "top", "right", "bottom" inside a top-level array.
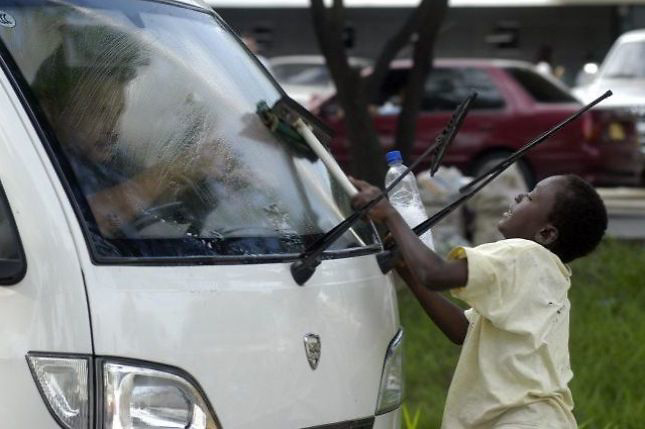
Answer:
[{"left": 313, "top": 58, "right": 643, "bottom": 186}]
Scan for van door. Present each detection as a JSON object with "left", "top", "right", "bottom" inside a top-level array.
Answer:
[{"left": 0, "top": 72, "right": 93, "bottom": 426}]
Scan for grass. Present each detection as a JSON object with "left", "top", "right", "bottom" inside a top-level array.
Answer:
[{"left": 398, "top": 239, "right": 645, "bottom": 428}]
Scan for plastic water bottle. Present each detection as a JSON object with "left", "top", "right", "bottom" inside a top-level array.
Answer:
[{"left": 384, "top": 151, "right": 435, "bottom": 250}]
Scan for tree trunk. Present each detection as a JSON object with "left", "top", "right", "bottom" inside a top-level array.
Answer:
[
  {"left": 309, "top": 0, "right": 448, "bottom": 186},
  {"left": 340, "top": 84, "right": 387, "bottom": 186},
  {"left": 395, "top": 0, "right": 448, "bottom": 162},
  {"left": 310, "top": 0, "right": 387, "bottom": 186}
]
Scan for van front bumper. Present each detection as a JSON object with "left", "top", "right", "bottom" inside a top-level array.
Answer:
[
  {"left": 302, "top": 408, "right": 400, "bottom": 429},
  {"left": 374, "top": 408, "right": 401, "bottom": 429}
]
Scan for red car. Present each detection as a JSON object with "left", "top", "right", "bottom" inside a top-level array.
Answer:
[{"left": 313, "top": 59, "right": 643, "bottom": 186}]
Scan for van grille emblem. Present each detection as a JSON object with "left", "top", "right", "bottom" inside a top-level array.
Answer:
[{"left": 303, "top": 333, "right": 321, "bottom": 370}]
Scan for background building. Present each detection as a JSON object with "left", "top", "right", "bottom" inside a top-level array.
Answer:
[{"left": 208, "top": 0, "right": 645, "bottom": 85}]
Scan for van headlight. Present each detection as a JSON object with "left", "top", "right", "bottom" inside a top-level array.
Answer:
[
  {"left": 99, "top": 360, "right": 220, "bottom": 429},
  {"left": 26, "top": 353, "right": 220, "bottom": 429},
  {"left": 27, "top": 353, "right": 92, "bottom": 429},
  {"left": 375, "top": 329, "right": 404, "bottom": 415}
]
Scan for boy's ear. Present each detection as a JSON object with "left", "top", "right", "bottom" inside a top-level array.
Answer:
[{"left": 535, "top": 223, "right": 559, "bottom": 247}]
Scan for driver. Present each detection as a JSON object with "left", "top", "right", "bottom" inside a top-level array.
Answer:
[{"left": 31, "top": 30, "right": 235, "bottom": 239}]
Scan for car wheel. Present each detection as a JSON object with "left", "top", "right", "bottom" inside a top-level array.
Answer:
[{"left": 471, "top": 152, "right": 535, "bottom": 190}]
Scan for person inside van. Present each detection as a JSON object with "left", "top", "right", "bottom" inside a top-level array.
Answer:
[
  {"left": 30, "top": 33, "right": 240, "bottom": 239},
  {"left": 349, "top": 174, "right": 607, "bottom": 428}
]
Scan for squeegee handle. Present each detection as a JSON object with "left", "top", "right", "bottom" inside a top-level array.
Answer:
[
  {"left": 292, "top": 93, "right": 476, "bottom": 285},
  {"left": 293, "top": 118, "right": 358, "bottom": 197},
  {"left": 291, "top": 134, "right": 448, "bottom": 285}
]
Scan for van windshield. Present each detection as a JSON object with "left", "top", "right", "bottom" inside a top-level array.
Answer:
[{"left": 0, "top": 0, "right": 377, "bottom": 261}]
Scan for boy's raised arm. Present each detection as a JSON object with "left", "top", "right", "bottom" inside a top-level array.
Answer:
[{"left": 395, "top": 262, "right": 469, "bottom": 345}]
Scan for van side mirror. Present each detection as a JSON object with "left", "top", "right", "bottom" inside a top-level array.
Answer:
[{"left": 0, "top": 258, "right": 25, "bottom": 285}]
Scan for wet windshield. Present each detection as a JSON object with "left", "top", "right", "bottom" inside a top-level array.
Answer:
[{"left": 0, "top": 0, "right": 376, "bottom": 261}]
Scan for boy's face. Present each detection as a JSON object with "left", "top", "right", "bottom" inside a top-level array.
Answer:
[{"left": 497, "top": 175, "right": 566, "bottom": 245}]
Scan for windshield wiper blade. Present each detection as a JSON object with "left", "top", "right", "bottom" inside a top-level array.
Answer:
[
  {"left": 376, "top": 89, "right": 613, "bottom": 274},
  {"left": 430, "top": 113, "right": 457, "bottom": 176},
  {"left": 290, "top": 92, "right": 478, "bottom": 286}
]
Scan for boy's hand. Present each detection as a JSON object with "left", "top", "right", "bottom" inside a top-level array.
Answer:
[{"left": 349, "top": 177, "right": 398, "bottom": 224}]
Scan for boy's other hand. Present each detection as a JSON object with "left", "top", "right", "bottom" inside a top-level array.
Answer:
[{"left": 349, "top": 177, "right": 398, "bottom": 224}]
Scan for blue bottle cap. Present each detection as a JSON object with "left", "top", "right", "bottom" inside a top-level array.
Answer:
[{"left": 386, "top": 150, "right": 403, "bottom": 165}]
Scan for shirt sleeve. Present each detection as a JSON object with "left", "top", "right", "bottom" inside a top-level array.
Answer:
[{"left": 448, "top": 241, "right": 526, "bottom": 327}]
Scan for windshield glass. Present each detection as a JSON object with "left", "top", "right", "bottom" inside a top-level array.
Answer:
[
  {"left": 601, "top": 41, "right": 645, "bottom": 79},
  {"left": 0, "top": 0, "right": 376, "bottom": 261}
]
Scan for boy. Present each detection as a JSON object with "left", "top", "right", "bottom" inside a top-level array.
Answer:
[{"left": 350, "top": 174, "right": 607, "bottom": 428}]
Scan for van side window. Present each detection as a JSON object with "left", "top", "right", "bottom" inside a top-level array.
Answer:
[
  {"left": 0, "top": 184, "right": 25, "bottom": 285},
  {"left": 504, "top": 67, "right": 577, "bottom": 103}
]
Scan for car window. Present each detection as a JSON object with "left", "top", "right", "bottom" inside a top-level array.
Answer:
[
  {"left": 422, "top": 68, "right": 505, "bottom": 111},
  {"left": 375, "top": 67, "right": 505, "bottom": 113},
  {"left": 505, "top": 67, "right": 576, "bottom": 103},
  {"left": 0, "top": 183, "right": 25, "bottom": 284},
  {"left": 0, "top": 0, "right": 377, "bottom": 261},
  {"left": 601, "top": 41, "right": 645, "bottom": 79}
]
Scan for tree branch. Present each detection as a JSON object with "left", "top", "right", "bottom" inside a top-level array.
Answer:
[
  {"left": 310, "top": 0, "right": 333, "bottom": 58},
  {"left": 307, "top": 0, "right": 448, "bottom": 185},
  {"left": 310, "top": 0, "right": 354, "bottom": 98},
  {"left": 365, "top": 0, "right": 439, "bottom": 102},
  {"left": 332, "top": 0, "right": 344, "bottom": 22},
  {"left": 395, "top": 0, "right": 448, "bottom": 160}
]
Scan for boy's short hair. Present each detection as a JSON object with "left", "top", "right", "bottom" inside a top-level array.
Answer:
[{"left": 548, "top": 175, "right": 608, "bottom": 263}]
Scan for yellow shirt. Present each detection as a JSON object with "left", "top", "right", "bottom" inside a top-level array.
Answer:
[{"left": 442, "top": 239, "right": 578, "bottom": 429}]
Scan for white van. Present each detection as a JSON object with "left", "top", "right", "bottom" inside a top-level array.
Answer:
[
  {"left": 573, "top": 29, "right": 645, "bottom": 156},
  {"left": 0, "top": 1, "right": 402, "bottom": 428}
]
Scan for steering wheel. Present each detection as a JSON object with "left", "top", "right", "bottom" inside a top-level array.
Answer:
[
  {"left": 131, "top": 201, "right": 190, "bottom": 230},
  {"left": 109, "top": 201, "right": 194, "bottom": 239},
  {"left": 203, "top": 225, "right": 284, "bottom": 238}
]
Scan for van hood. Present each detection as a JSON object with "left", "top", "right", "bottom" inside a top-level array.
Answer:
[{"left": 83, "top": 255, "right": 399, "bottom": 428}]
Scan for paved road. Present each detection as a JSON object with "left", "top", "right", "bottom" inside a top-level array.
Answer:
[{"left": 597, "top": 188, "right": 645, "bottom": 240}]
